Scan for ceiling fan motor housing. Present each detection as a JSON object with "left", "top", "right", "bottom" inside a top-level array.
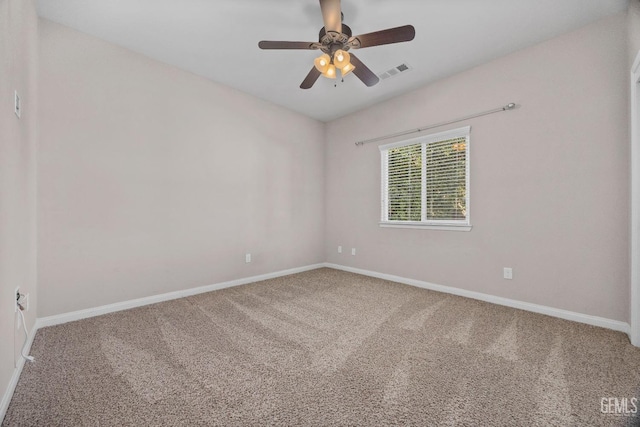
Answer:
[{"left": 319, "top": 24, "right": 353, "bottom": 55}]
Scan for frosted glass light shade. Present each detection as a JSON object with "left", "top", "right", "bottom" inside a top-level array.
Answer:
[
  {"left": 323, "top": 64, "right": 337, "bottom": 79},
  {"left": 314, "top": 54, "right": 331, "bottom": 73},
  {"left": 333, "top": 50, "right": 350, "bottom": 69},
  {"left": 341, "top": 63, "right": 355, "bottom": 77}
]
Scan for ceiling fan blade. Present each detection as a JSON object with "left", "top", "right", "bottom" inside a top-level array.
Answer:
[
  {"left": 349, "top": 25, "right": 416, "bottom": 49},
  {"left": 319, "top": 0, "right": 342, "bottom": 33},
  {"left": 300, "top": 67, "right": 322, "bottom": 89},
  {"left": 258, "top": 41, "right": 320, "bottom": 50},
  {"left": 349, "top": 54, "right": 379, "bottom": 87}
]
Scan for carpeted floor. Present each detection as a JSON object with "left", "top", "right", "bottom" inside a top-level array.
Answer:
[{"left": 3, "top": 268, "right": 640, "bottom": 426}]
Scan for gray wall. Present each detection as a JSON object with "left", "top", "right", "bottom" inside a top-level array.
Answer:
[
  {"left": 0, "top": 0, "right": 38, "bottom": 410},
  {"left": 325, "top": 14, "right": 630, "bottom": 322},
  {"left": 629, "top": 0, "right": 640, "bottom": 66},
  {"left": 37, "top": 20, "right": 326, "bottom": 317}
]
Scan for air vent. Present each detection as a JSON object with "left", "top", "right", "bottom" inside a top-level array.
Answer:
[{"left": 378, "top": 63, "right": 412, "bottom": 82}]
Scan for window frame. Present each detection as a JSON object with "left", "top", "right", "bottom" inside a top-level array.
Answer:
[{"left": 379, "top": 126, "right": 471, "bottom": 231}]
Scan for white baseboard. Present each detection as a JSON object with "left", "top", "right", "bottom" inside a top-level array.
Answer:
[
  {"left": 324, "top": 263, "right": 631, "bottom": 335},
  {"left": 37, "top": 263, "right": 325, "bottom": 329},
  {"left": 34, "top": 261, "right": 632, "bottom": 335},
  {"left": 0, "top": 317, "right": 38, "bottom": 423}
]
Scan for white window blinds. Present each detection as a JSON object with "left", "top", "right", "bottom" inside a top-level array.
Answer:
[{"left": 380, "top": 126, "right": 470, "bottom": 228}]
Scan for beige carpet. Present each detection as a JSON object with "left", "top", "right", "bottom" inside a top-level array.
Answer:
[{"left": 3, "top": 268, "right": 640, "bottom": 426}]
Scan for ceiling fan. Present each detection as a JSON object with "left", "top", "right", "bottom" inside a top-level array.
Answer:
[{"left": 258, "top": 0, "right": 415, "bottom": 89}]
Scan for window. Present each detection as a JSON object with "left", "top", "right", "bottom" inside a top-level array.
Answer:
[{"left": 379, "top": 126, "right": 470, "bottom": 231}]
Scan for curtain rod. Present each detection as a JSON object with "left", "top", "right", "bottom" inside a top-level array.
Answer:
[{"left": 355, "top": 102, "right": 517, "bottom": 146}]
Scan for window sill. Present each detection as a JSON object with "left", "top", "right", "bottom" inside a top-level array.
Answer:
[{"left": 379, "top": 222, "right": 472, "bottom": 232}]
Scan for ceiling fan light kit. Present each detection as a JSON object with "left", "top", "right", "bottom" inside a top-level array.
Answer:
[
  {"left": 324, "top": 64, "right": 337, "bottom": 79},
  {"left": 341, "top": 62, "right": 355, "bottom": 77},
  {"left": 333, "top": 50, "right": 349, "bottom": 68},
  {"left": 258, "top": 0, "right": 415, "bottom": 89},
  {"left": 314, "top": 53, "right": 331, "bottom": 74}
]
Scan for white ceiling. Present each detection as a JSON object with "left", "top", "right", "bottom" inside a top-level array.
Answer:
[{"left": 37, "top": 0, "right": 629, "bottom": 122}]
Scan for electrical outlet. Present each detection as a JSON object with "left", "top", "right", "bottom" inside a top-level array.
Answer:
[
  {"left": 14, "top": 287, "right": 19, "bottom": 313},
  {"left": 245, "top": 253, "right": 251, "bottom": 263},
  {"left": 14, "top": 287, "right": 21, "bottom": 330},
  {"left": 351, "top": 248, "right": 356, "bottom": 256},
  {"left": 14, "top": 288, "right": 29, "bottom": 312},
  {"left": 338, "top": 246, "right": 342, "bottom": 253},
  {"left": 21, "top": 293, "right": 30, "bottom": 311},
  {"left": 503, "top": 267, "right": 513, "bottom": 280}
]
